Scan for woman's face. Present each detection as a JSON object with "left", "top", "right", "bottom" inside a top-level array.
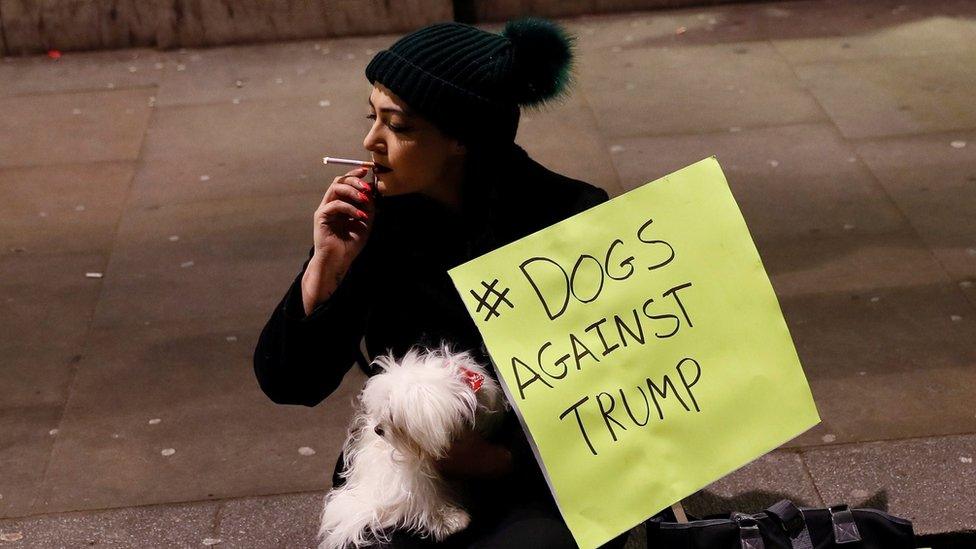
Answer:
[{"left": 363, "top": 83, "right": 465, "bottom": 198}]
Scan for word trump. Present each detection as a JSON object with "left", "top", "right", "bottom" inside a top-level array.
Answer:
[
  {"left": 519, "top": 218, "right": 675, "bottom": 320},
  {"left": 560, "top": 357, "right": 702, "bottom": 456}
]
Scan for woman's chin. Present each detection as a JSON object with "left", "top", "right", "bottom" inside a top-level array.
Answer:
[{"left": 374, "top": 173, "right": 400, "bottom": 196}]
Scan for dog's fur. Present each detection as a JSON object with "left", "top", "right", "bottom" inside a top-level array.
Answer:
[{"left": 318, "top": 345, "right": 507, "bottom": 549}]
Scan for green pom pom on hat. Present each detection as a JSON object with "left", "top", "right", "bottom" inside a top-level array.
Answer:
[
  {"left": 365, "top": 17, "right": 577, "bottom": 148},
  {"left": 503, "top": 17, "right": 577, "bottom": 109}
]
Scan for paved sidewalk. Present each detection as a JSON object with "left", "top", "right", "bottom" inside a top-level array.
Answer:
[{"left": 2, "top": 0, "right": 975, "bottom": 546}]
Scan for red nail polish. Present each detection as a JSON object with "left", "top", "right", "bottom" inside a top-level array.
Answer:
[
  {"left": 357, "top": 210, "right": 368, "bottom": 220},
  {"left": 358, "top": 192, "right": 368, "bottom": 202},
  {"left": 362, "top": 183, "right": 371, "bottom": 193}
]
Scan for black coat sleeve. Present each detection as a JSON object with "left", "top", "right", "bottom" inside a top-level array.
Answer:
[
  {"left": 575, "top": 182, "right": 611, "bottom": 211},
  {"left": 542, "top": 176, "right": 612, "bottom": 228},
  {"left": 253, "top": 245, "right": 373, "bottom": 407}
]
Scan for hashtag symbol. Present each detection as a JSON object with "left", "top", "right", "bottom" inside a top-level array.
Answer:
[{"left": 470, "top": 279, "right": 514, "bottom": 321}]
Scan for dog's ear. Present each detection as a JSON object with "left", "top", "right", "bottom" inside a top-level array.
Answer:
[
  {"left": 388, "top": 381, "right": 478, "bottom": 459},
  {"left": 447, "top": 351, "right": 508, "bottom": 415}
]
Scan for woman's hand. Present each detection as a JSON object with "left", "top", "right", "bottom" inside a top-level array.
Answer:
[
  {"left": 301, "top": 166, "right": 376, "bottom": 315},
  {"left": 434, "top": 429, "right": 513, "bottom": 480}
]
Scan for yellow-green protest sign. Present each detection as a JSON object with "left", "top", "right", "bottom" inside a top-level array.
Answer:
[{"left": 448, "top": 157, "right": 820, "bottom": 549}]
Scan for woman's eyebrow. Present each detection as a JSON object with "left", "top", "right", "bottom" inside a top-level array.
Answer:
[{"left": 368, "top": 98, "right": 411, "bottom": 116}]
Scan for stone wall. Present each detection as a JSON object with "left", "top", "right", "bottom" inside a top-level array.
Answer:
[
  {"left": 0, "top": 0, "right": 453, "bottom": 55},
  {"left": 468, "top": 0, "right": 754, "bottom": 22},
  {"left": 0, "top": 0, "right": 761, "bottom": 55}
]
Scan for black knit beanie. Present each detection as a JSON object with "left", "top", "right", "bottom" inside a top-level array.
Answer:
[{"left": 364, "top": 18, "right": 577, "bottom": 150}]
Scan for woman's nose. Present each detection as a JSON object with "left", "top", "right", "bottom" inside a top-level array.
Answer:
[{"left": 363, "top": 127, "right": 383, "bottom": 153}]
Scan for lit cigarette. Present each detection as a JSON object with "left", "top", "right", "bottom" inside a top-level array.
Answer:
[{"left": 323, "top": 156, "right": 375, "bottom": 168}]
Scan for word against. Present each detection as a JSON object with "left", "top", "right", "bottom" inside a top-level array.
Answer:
[{"left": 510, "top": 281, "right": 694, "bottom": 400}]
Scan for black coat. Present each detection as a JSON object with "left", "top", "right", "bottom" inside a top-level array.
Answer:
[
  {"left": 253, "top": 142, "right": 609, "bottom": 497},
  {"left": 254, "top": 143, "right": 609, "bottom": 406}
]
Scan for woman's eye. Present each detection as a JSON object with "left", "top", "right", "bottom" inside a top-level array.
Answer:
[{"left": 365, "top": 114, "right": 407, "bottom": 133}]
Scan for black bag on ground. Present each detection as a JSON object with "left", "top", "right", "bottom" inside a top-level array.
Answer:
[{"left": 645, "top": 499, "right": 915, "bottom": 548}]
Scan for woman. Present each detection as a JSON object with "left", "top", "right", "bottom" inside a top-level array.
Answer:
[{"left": 254, "top": 18, "right": 629, "bottom": 548}]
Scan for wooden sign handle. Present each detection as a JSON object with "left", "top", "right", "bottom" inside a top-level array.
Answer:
[{"left": 671, "top": 502, "right": 688, "bottom": 523}]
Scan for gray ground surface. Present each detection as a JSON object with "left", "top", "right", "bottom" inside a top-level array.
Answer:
[{"left": 2, "top": 0, "right": 975, "bottom": 546}]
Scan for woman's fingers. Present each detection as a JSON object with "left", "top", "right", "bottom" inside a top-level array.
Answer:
[
  {"left": 314, "top": 167, "right": 375, "bottom": 237},
  {"left": 324, "top": 177, "right": 372, "bottom": 210},
  {"left": 331, "top": 181, "right": 373, "bottom": 210},
  {"left": 319, "top": 167, "right": 371, "bottom": 206},
  {"left": 338, "top": 167, "right": 372, "bottom": 193},
  {"left": 320, "top": 197, "right": 369, "bottom": 222}
]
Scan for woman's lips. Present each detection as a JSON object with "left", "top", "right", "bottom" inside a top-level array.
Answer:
[{"left": 373, "top": 162, "right": 392, "bottom": 173}]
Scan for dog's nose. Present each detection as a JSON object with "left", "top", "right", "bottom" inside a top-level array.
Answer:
[{"left": 374, "top": 425, "right": 384, "bottom": 437}]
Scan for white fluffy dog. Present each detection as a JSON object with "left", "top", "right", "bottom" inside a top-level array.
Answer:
[{"left": 318, "top": 345, "right": 508, "bottom": 549}]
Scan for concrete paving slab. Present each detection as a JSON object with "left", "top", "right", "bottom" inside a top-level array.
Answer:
[
  {"left": 133, "top": 97, "right": 368, "bottom": 208},
  {"left": 214, "top": 491, "right": 322, "bottom": 548},
  {"left": 778, "top": 280, "right": 976, "bottom": 379},
  {"left": 761, "top": 230, "right": 976, "bottom": 449},
  {"left": 516, "top": 93, "right": 624, "bottom": 196},
  {"left": 795, "top": 53, "right": 976, "bottom": 140},
  {"left": 152, "top": 36, "right": 392, "bottom": 108},
  {"left": 0, "top": 252, "right": 99, "bottom": 516},
  {"left": 214, "top": 491, "right": 646, "bottom": 549},
  {"left": 0, "top": 490, "right": 645, "bottom": 549},
  {"left": 0, "top": 88, "right": 154, "bottom": 168},
  {"left": 0, "top": 499, "right": 218, "bottom": 547},
  {"left": 853, "top": 128, "right": 976, "bottom": 305},
  {"left": 795, "top": 364, "right": 976, "bottom": 451},
  {"left": 770, "top": 0, "right": 976, "bottom": 65},
  {"left": 0, "top": 251, "right": 107, "bottom": 344},
  {"left": 575, "top": 39, "right": 825, "bottom": 138},
  {"left": 0, "top": 251, "right": 105, "bottom": 406},
  {"left": 0, "top": 48, "right": 170, "bottom": 97},
  {"left": 0, "top": 341, "right": 81, "bottom": 411},
  {"left": 761, "top": 230, "right": 950, "bottom": 298},
  {"left": 854, "top": 129, "right": 976, "bottom": 242},
  {"left": 0, "top": 162, "right": 135, "bottom": 256},
  {"left": 930, "top": 239, "right": 976, "bottom": 309},
  {"left": 32, "top": 317, "right": 366, "bottom": 515},
  {"left": 0, "top": 406, "right": 62, "bottom": 518},
  {"left": 683, "top": 450, "right": 824, "bottom": 517},
  {"left": 0, "top": 39, "right": 389, "bottom": 107},
  {"left": 152, "top": 0, "right": 450, "bottom": 52},
  {"left": 90, "top": 192, "right": 318, "bottom": 328},
  {"left": 753, "top": 231, "right": 976, "bottom": 446},
  {"left": 578, "top": 0, "right": 974, "bottom": 53},
  {"left": 607, "top": 123, "right": 908, "bottom": 243},
  {"left": 564, "top": 4, "right": 768, "bottom": 51},
  {"left": 801, "top": 435, "right": 976, "bottom": 535}
]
